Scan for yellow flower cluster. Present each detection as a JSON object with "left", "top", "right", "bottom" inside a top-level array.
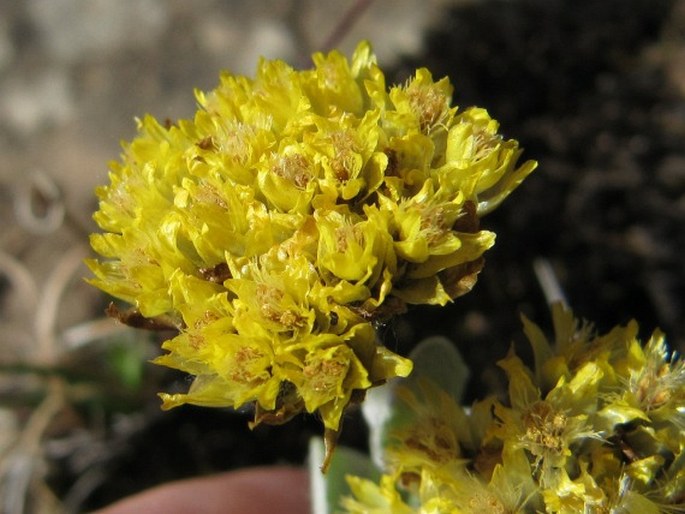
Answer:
[
  {"left": 87, "top": 42, "right": 535, "bottom": 435},
  {"left": 343, "top": 304, "right": 685, "bottom": 513}
]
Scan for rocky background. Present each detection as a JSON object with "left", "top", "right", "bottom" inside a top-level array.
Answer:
[{"left": 0, "top": 0, "right": 684, "bottom": 512}]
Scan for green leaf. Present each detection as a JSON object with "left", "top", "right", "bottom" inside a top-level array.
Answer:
[
  {"left": 406, "top": 336, "right": 470, "bottom": 400},
  {"left": 362, "top": 336, "right": 469, "bottom": 468},
  {"left": 106, "top": 334, "right": 148, "bottom": 390}
]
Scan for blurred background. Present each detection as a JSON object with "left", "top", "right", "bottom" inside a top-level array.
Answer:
[{"left": 1, "top": 0, "right": 684, "bottom": 512}]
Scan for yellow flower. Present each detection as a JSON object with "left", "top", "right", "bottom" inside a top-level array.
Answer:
[
  {"left": 436, "top": 446, "right": 540, "bottom": 513},
  {"left": 625, "top": 329, "right": 685, "bottom": 417},
  {"left": 227, "top": 254, "right": 317, "bottom": 335},
  {"left": 385, "top": 379, "right": 469, "bottom": 478},
  {"left": 310, "top": 111, "right": 387, "bottom": 205},
  {"left": 88, "top": 41, "right": 534, "bottom": 441},
  {"left": 387, "top": 68, "right": 456, "bottom": 135},
  {"left": 256, "top": 142, "right": 318, "bottom": 214},
  {"left": 316, "top": 206, "right": 393, "bottom": 291},
  {"left": 491, "top": 350, "right": 602, "bottom": 490},
  {"left": 437, "top": 107, "right": 537, "bottom": 215},
  {"left": 342, "top": 475, "right": 414, "bottom": 514},
  {"left": 279, "top": 339, "right": 371, "bottom": 430},
  {"left": 502, "top": 304, "right": 685, "bottom": 509},
  {"left": 341, "top": 304, "right": 685, "bottom": 512}
]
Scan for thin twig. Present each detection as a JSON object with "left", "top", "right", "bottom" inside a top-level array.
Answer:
[
  {"left": 61, "top": 317, "right": 130, "bottom": 351},
  {"left": 1, "top": 377, "right": 64, "bottom": 514},
  {"left": 0, "top": 250, "right": 39, "bottom": 314},
  {"left": 34, "top": 245, "right": 90, "bottom": 365},
  {"left": 288, "top": 0, "right": 315, "bottom": 66},
  {"left": 320, "top": 0, "right": 376, "bottom": 53},
  {"left": 61, "top": 467, "right": 108, "bottom": 514}
]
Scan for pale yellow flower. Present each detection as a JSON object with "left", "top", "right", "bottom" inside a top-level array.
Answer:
[{"left": 342, "top": 304, "right": 685, "bottom": 512}]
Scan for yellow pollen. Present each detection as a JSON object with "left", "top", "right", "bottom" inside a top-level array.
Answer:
[
  {"left": 272, "top": 154, "right": 312, "bottom": 189},
  {"left": 522, "top": 401, "right": 567, "bottom": 454},
  {"left": 406, "top": 83, "right": 448, "bottom": 132},
  {"left": 468, "top": 493, "right": 507, "bottom": 514},
  {"left": 419, "top": 205, "right": 448, "bottom": 244},
  {"left": 304, "top": 358, "right": 346, "bottom": 393}
]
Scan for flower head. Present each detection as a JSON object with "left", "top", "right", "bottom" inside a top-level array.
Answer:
[
  {"left": 343, "top": 303, "right": 685, "bottom": 512},
  {"left": 88, "top": 42, "right": 534, "bottom": 443}
]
